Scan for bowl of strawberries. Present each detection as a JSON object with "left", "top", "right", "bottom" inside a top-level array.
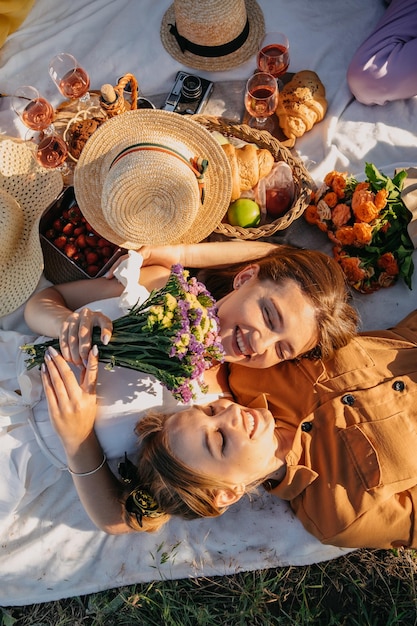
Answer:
[{"left": 40, "top": 187, "right": 125, "bottom": 283}]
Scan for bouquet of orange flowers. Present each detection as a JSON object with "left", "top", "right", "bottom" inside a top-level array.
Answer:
[{"left": 305, "top": 163, "right": 414, "bottom": 293}]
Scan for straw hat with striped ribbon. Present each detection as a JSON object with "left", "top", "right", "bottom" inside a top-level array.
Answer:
[
  {"left": 160, "top": 0, "right": 265, "bottom": 72},
  {"left": 0, "top": 137, "right": 63, "bottom": 317},
  {"left": 74, "top": 109, "right": 232, "bottom": 247}
]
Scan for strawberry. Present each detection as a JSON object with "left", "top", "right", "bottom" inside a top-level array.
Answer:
[
  {"left": 53, "top": 218, "right": 63, "bottom": 232},
  {"left": 86, "top": 251, "right": 99, "bottom": 265},
  {"left": 62, "top": 222, "right": 74, "bottom": 236},
  {"left": 73, "top": 226, "right": 85, "bottom": 237},
  {"left": 100, "top": 245, "right": 113, "bottom": 258},
  {"left": 64, "top": 242, "right": 78, "bottom": 259},
  {"left": 75, "top": 233, "right": 88, "bottom": 249},
  {"left": 68, "top": 206, "right": 82, "bottom": 223},
  {"left": 86, "top": 264, "right": 100, "bottom": 276},
  {"left": 44, "top": 228, "right": 56, "bottom": 240},
  {"left": 86, "top": 233, "right": 98, "bottom": 247},
  {"left": 53, "top": 235, "right": 67, "bottom": 250}
]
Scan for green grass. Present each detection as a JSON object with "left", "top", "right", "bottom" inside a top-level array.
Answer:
[{"left": 2, "top": 549, "right": 417, "bottom": 625}]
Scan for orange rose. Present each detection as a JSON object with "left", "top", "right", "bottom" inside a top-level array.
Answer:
[
  {"left": 377, "top": 252, "right": 399, "bottom": 276},
  {"left": 354, "top": 182, "right": 369, "bottom": 193},
  {"left": 352, "top": 222, "right": 373, "bottom": 245},
  {"left": 305, "top": 204, "right": 321, "bottom": 225},
  {"left": 334, "top": 226, "right": 356, "bottom": 245},
  {"left": 351, "top": 187, "right": 380, "bottom": 223},
  {"left": 324, "top": 171, "right": 347, "bottom": 198},
  {"left": 339, "top": 256, "right": 366, "bottom": 283},
  {"left": 331, "top": 203, "right": 351, "bottom": 228},
  {"left": 375, "top": 189, "right": 388, "bottom": 210},
  {"left": 323, "top": 191, "right": 338, "bottom": 208}
]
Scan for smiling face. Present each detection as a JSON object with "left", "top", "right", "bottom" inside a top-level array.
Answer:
[
  {"left": 216, "top": 265, "right": 319, "bottom": 369},
  {"left": 166, "top": 397, "right": 282, "bottom": 488}
]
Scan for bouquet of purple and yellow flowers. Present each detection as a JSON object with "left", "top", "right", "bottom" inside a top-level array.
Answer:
[{"left": 22, "top": 265, "right": 225, "bottom": 403}]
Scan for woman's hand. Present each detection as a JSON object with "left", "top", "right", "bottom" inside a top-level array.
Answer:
[
  {"left": 59, "top": 307, "right": 112, "bottom": 366},
  {"left": 42, "top": 346, "right": 134, "bottom": 534},
  {"left": 41, "top": 345, "right": 99, "bottom": 453}
]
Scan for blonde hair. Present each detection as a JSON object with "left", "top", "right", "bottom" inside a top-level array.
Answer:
[
  {"left": 121, "top": 410, "right": 261, "bottom": 533},
  {"left": 198, "top": 244, "right": 359, "bottom": 360}
]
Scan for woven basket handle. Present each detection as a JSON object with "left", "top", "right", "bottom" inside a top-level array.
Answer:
[{"left": 99, "top": 73, "right": 138, "bottom": 117}]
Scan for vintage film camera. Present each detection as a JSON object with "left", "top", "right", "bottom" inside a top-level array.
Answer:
[{"left": 162, "top": 71, "right": 214, "bottom": 115}]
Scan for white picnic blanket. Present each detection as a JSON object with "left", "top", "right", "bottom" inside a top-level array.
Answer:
[{"left": 1, "top": 0, "right": 417, "bottom": 607}]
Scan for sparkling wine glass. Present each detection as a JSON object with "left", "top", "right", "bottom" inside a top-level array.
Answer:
[
  {"left": 257, "top": 32, "right": 290, "bottom": 90},
  {"left": 49, "top": 52, "right": 91, "bottom": 107},
  {"left": 12, "top": 85, "right": 55, "bottom": 132},
  {"left": 244, "top": 72, "right": 279, "bottom": 131}
]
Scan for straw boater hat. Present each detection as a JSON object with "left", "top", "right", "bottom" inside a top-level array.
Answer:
[
  {"left": 74, "top": 109, "right": 232, "bottom": 247},
  {"left": 0, "top": 137, "right": 63, "bottom": 317},
  {"left": 160, "top": 0, "right": 265, "bottom": 72}
]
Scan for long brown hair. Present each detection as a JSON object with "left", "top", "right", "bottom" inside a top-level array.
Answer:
[{"left": 197, "top": 244, "right": 359, "bottom": 359}]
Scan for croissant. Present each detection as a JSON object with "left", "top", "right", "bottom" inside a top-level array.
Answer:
[
  {"left": 276, "top": 70, "right": 327, "bottom": 148},
  {"left": 221, "top": 143, "right": 275, "bottom": 201}
]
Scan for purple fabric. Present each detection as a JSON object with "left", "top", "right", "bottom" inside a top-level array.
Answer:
[{"left": 347, "top": 0, "right": 417, "bottom": 105}]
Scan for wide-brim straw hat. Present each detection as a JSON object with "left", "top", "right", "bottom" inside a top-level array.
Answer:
[
  {"left": 74, "top": 109, "right": 232, "bottom": 247},
  {"left": 0, "top": 137, "right": 63, "bottom": 317},
  {"left": 160, "top": 0, "right": 265, "bottom": 72}
]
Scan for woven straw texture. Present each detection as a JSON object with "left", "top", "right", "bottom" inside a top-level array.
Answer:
[
  {"left": 74, "top": 109, "right": 232, "bottom": 247},
  {"left": 160, "top": 0, "right": 265, "bottom": 72},
  {"left": 192, "top": 115, "right": 315, "bottom": 240},
  {"left": 0, "top": 137, "right": 63, "bottom": 315}
]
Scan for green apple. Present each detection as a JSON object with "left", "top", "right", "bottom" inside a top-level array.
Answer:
[
  {"left": 211, "top": 131, "right": 229, "bottom": 145},
  {"left": 227, "top": 198, "right": 261, "bottom": 228}
]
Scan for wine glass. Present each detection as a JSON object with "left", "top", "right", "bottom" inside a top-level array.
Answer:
[
  {"left": 49, "top": 52, "right": 91, "bottom": 107},
  {"left": 25, "top": 130, "right": 69, "bottom": 175},
  {"left": 257, "top": 32, "right": 290, "bottom": 90},
  {"left": 244, "top": 72, "right": 279, "bottom": 132},
  {"left": 12, "top": 85, "right": 55, "bottom": 132}
]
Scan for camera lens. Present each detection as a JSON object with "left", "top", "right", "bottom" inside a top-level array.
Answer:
[{"left": 181, "top": 75, "right": 202, "bottom": 101}]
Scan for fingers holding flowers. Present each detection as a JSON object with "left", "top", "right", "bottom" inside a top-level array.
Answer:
[{"left": 59, "top": 307, "right": 112, "bottom": 366}]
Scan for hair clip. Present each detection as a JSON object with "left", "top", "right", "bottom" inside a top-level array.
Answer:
[{"left": 125, "top": 487, "right": 164, "bottom": 527}]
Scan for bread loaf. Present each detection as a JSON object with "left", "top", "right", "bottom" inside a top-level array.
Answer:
[
  {"left": 221, "top": 143, "right": 274, "bottom": 201},
  {"left": 276, "top": 70, "right": 327, "bottom": 147}
]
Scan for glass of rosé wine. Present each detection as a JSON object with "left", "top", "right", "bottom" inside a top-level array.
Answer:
[
  {"left": 244, "top": 72, "right": 279, "bottom": 131},
  {"left": 49, "top": 52, "right": 91, "bottom": 107},
  {"left": 25, "top": 130, "right": 69, "bottom": 175},
  {"left": 257, "top": 32, "right": 290, "bottom": 90},
  {"left": 12, "top": 85, "right": 55, "bottom": 133}
]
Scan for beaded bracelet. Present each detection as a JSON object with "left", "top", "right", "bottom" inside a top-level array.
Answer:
[{"left": 68, "top": 453, "right": 107, "bottom": 477}]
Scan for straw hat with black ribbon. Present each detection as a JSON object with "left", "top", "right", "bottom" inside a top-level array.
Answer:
[
  {"left": 0, "top": 137, "right": 63, "bottom": 317},
  {"left": 74, "top": 109, "right": 232, "bottom": 248},
  {"left": 160, "top": 0, "right": 265, "bottom": 72}
]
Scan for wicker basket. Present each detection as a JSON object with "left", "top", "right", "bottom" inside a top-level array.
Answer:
[{"left": 192, "top": 115, "right": 315, "bottom": 240}]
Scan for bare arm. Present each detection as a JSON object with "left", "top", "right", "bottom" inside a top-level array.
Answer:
[
  {"left": 143, "top": 241, "right": 280, "bottom": 268},
  {"left": 108, "top": 241, "right": 280, "bottom": 277},
  {"left": 41, "top": 346, "right": 134, "bottom": 534},
  {"left": 24, "top": 277, "right": 124, "bottom": 336},
  {"left": 24, "top": 265, "right": 171, "bottom": 365}
]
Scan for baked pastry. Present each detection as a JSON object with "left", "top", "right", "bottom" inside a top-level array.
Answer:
[
  {"left": 221, "top": 143, "right": 275, "bottom": 201},
  {"left": 276, "top": 70, "right": 327, "bottom": 147}
]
